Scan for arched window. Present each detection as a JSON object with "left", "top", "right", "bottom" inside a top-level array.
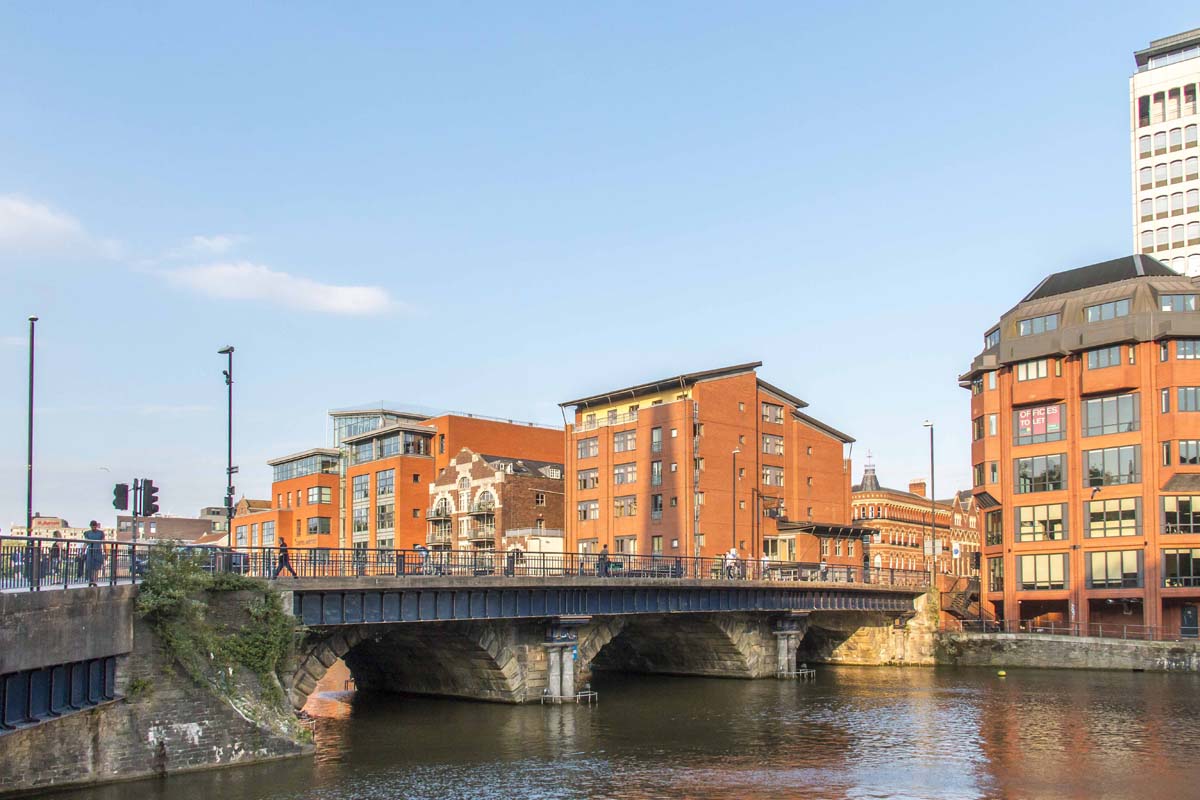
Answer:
[
  {"left": 1170, "top": 128, "right": 1183, "bottom": 148},
  {"left": 1139, "top": 135, "right": 1152, "bottom": 156},
  {"left": 474, "top": 490, "right": 496, "bottom": 512},
  {"left": 1173, "top": 224, "right": 1185, "bottom": 246},
  {"left": 1190, "top": 254, "right": 1200, "bottom": 276},
  {"left": 1172, "top": 192, "right": 1185, "bottom": 213},
  {"left": 1187, "top": 124, "right": 1199, "bottom": 146},
  {"left": 1155, "top": 131, "right": 1168, "bottom": 150},
  {"left": 434, "top": 496, "right": 453, "bottom": 516},
  {"left": 1158, "top": 227, "right": 1170, "bottom": 248},
  {"left": 1170, "top": 160, "right": 1183, "bottom": 180},
  {"left": 1187, "top": 157, "right": 1199, "bottom": 179},
  {"left": 1141, "top": 198, "right": 1153, "bottom": 219},
  {"left": 1188, "top": 221, "right": 1199, "bottom": 242},
  {"left": 1188, "top": 189, "right": 1200, "bottom": 209},
  {"left": 1140, "top": 166, "right": 1153, "bottom": 186},
  {"left": 1156, "top": 163, "right": 1169, "bottom": 183}
]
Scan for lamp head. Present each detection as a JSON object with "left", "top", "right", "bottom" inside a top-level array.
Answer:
[
  {"left": 923, "top": 420, "right": 933, "bottom": 428},
  {"left": 28, "top": 316, "right": 38, "bottom": 323},
  {"left": 218, "top": 346, "right": 235, "bottom": 355}
]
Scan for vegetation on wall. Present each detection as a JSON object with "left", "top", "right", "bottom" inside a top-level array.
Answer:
[{"left": 135, "top": 545, "right": 295, "bottom": 714}]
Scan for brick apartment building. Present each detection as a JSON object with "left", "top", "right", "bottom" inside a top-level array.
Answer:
[
  {"left": 560, "top": 362, "right": 855, "bottom": 562},
  {"left": 962, "top": 254, "right": 1200, "bottom": 633},
  {"left": 428, "top": 448, "right": 565, "bottom": 554},
  {"left": 851, "top": 460, "right": 981, "bottom": 577},
  {"left": 234, "top": 408, "right": 562, "bottom": 554}
]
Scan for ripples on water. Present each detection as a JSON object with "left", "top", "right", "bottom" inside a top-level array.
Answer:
[{"left": 48, "top": 666, "right": 1200, "bottom": 800}]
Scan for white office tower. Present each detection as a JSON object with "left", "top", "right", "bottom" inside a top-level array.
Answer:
[{"left": 1132, "top": 29, "right": 1200, "bottom": 276}]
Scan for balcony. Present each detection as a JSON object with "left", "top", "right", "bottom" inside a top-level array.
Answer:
[
  {"left": 468, "top": 525, "right": 496, "bottom": 542},
  {"left": 469, "top": 501, "right": 496, "bottom": 516},
  {"left": 576, "top": 411, "right": 640, "bottom": 432},
  {"left": 427, "top": 506, "right": 452, "bottom": 520},
  {"left": 427, "top": 527, "right": 452, "bottom": 544}
]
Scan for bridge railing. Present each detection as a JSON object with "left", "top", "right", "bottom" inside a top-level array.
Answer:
[
  {"left": 0, "top": 535, "right": 145, "bottom": 591},
  {"left": 234, "top": 546, "right": 929, "bottom": 589}
]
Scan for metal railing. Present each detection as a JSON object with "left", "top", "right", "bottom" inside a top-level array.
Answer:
[
  {"left": 1, "top": 535, "right": 146, "bottom": 591},
  {"left": 1, "top": 535, "right": 929, "bottom": 592},
  {"left": 233, "top": 546, "right": 929, "bottom": 587},
  {"left": 941, "top": 618, "right": 1200, "bottom": 642}
]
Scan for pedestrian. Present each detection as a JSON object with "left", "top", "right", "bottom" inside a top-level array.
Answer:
[
  {"left": 504, "top": 547, "right": 521, "bottom": 577},
  {"left": 415, "top": 542, "right": 431, "bottom": 574},
  {"left": 598, "top": 544, "right": 610, "bottom": 577},
  {"left": 759, "top": 552, "right": 770, "bottom": 581},
  {"left": 273, "top": 537, "right": 297, "bottom": 579},
  {"left": 725, "top": 547, "right": 740, "bottom": 579},
  {"left": 84, "top": 520, "right": 105, "bottom": 587},
  {"left": 49, "top": 532, "right": 62, "bottom": 580}
]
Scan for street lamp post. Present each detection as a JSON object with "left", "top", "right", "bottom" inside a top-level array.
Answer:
[
  {"left": 26, "top": 316, "right": 38, "bottom": 536},
  {"left": 731, "top": 447, "right": 741, "bottom": 552},
  {"left": 923, "top": 420, "right": 936, "bottom": 586},
  {"left": 219, "top": 346, "right": 236, "bottom": 535}
]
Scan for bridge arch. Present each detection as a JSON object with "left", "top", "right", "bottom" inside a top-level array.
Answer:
[{"left": 289, "top": 621, "right": 528, "bottom": 709}]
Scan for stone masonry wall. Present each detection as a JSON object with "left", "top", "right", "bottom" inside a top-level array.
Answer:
[
  {"left": 799, "top": 590, "right": 940, "bottom": 666},
  {"left": 0, "top": 593, "right": 309, "bottom": 798},
  {"left": 936, "top": 632, "right": 1200, "bottom": 672}
]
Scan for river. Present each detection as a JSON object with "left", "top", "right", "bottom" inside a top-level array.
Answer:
[{"left": 49, "top": 665, "right": 1200, "bottom": 799}]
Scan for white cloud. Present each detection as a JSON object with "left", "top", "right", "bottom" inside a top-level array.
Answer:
[
  {"left": 166, "top": 261, "right": 395, "bottom": 315},
  {"left": 0, "top": 194, "right": 119, "bottom": 260}
]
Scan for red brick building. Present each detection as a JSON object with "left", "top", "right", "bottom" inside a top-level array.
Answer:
[
  {"left": 561, "top": 362, "right": 855, "bottom": 562},
  {"left": 427, "top": 448, "right": 565, "bottom": 554}
]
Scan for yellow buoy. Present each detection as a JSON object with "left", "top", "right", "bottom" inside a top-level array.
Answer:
[{"left": 997, "top": 670, "right": 1007, "bottom": 677}]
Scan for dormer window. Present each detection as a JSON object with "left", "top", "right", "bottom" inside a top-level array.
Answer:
[{"left": 1085, "top": 299, "right": 1130, "bottom": 323}]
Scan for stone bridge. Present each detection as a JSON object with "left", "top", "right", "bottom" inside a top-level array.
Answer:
[{"left": 283, "top": 575, "right": 924, "bottom": 707}]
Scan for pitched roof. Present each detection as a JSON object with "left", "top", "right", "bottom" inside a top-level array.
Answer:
[
  {"left": 266, "top": 447, "right": 341, "bottom": 467},
  {"left": 1163, "top": 473, "right": 1200, "bottom": 492},
  {"left": 1021, "top": 255, "right": 1175, "bottom": 302},
  {"left": 480, "top": 454, "right": 564, "bottom": 478},
  {"left": 560, "top": 362, "right": 763, "bottom": 408},
  {"left": 793, "top": 410, "right": 853, "bottom": 443}
]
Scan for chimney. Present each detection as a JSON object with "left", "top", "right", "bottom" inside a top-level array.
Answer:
[{"left": 909, "top": 480, "right": 927, "bottom": 498}]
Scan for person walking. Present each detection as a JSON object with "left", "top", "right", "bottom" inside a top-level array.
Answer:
[
  {"left": 83, "top": 520, "right": 105, "bottom": 587},
  {"left": 49, "top": 532, "right": 62, "bottom": 581},
  {"left": 598, "top": 544, "right": 611, "bottom": 577},
  {"left": 273, "top": 537, "right": 297, "bottom": 579},
  {"left": 415, "top": 542, "right": 431, "bottom": 575}
]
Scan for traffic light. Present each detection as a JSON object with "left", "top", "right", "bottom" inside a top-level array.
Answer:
[
  {"left": 971, "top": 551, "right": 982, "bottom": 571},
  {"left": 112, "top": 483, "right": 129, "bottom": 511},
  {"left": 142, "top": 479, "right": 160, "bottom": 516}
]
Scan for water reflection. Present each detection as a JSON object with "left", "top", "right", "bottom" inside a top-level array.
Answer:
[{"left": 48, "top": 666, "right": 1200, "bottom": 800}]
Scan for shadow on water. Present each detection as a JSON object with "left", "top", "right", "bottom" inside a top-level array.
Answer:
[{"left": 40, "top": 666, "right": 1200, "bottom": 800}]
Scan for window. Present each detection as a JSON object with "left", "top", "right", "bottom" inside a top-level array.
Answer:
[
  {"left": 1172, "top": 192, "right": 1185, "bottom": 214},
  {"left": 1015, "top": 359, "right": 1048, "bottom": 381},
  {"left": 985, "top": 511, "right": 1003, "bottom": 546},
  {"left": 1164, "top": 496, "right": 1200, "bottom": 533},
  {"left": 1017, "top": 553, "right": 1067, "bottom": 590},
  {"left": 1162, "top": 342, "right": 1170, "bottom": 362},
  {"left": 1018, "top": 314, "right": 1058, "bottom": 336},
  {"left": 352, "top": 506, "right": 369, "bottom": 534},
  {"left": 308, "top": 517, "right": 332, "bottom": 535},
  {"left": 651, "top": 494, "right": 663, "bottom": 520},
  {"left": 1161, "top": 294, "right": 1199, "bottom": 313},
  {"left": 987, "top": 371, "right": 997, "bottom": 390},
  {"left": 1165, "top": 549, "right": 1200, "bottom": 587},
  {"left": 1179, "top": 341, "right": 1200, "bottom": 360},
  {"left": 1156, "top": 131, "right": 1168, "bottom": 151},
  {"left": 1180, "top": 387, "right": 1200, "bottom": 412},
  {"left": 535, "top": 492, "right": 546, "bottom": 507},
  {"left": 762, "top": 465, "right": 785, "bottom": 487},
  {"left": 352, "top": 474, "right": 370, "bottom": 502},
  {"left": 651, "top": 427, "right": 663, "bottom": 453},
  {"left": 988, "top": 557, "right": 1004, "bottom": 593},
  {"left": 762, "top": 402, "right": 784, "bottom": 424},
  {"left": 307, "top": 486, "right": 331, "bottom": 504},
  {"left": 1164, "top": 440, "right": 1174, "bottom": 466},
  {"left": 374, "top": 469, "right": 394, "bottom": 497},
  {"left": 378, "top": 434, "right": 400, "bottom": 459},
  {"left": 1086, "top": 346, "right": 1122, "bottom": 370},
  {"left": 1085, "top": 299, "right": 1131, "bottom": 323},
  {"left": 972, "top": 417, "right": 985, "bottom": 441},
  {"left": 1087, "top": 550, "right": 1142, "bottom": 589},
  {"left": 973, "top": 463, "right": 986, "bottom": 487},
  {"left": 1179, "top": 440, "right": 1200, "bottom": 466},
  {"left": 614, "top": 495, "right": 637, "bottom": 517},
  {"left": 1016, "top": 504, "right": 1067, "bottom": 541},
  {"left": 376, "top": 503, "right": 394, "bottom": 530},
  {"left": 235, "top": 525, "right": 246, "bottom": 547},
  {"left": 989, "top": 462, "right": 998, "bottom": 484},
  {"left": 1084, "top": 446, "right": 1141, "bottom": 487},
  {"left": 651, "top": 534, "right": 663, "bottom": 553},
  {"left": 1139, "top": 166, "right": 1153, "bottom": 186},
  {"left": 1190, "top": 188, "right": 1200, "bottom": 209},
  {"left": 762, "top": 433, "right": 784, "bottom": 455},
  {"left": 1085, "top": 498, "right": 1140, "bottom": 538},
  {"left": 820, "top": 540, "right": 829, "bottom": 558},
  {"left": 1140, "top": 134, "right": 1152, "bottom": 156},
  {"left": 578, "top": 468, "right": 599, "bottom": 490},
  {"left": 613, "top": 430, "right": 636, "bottom": 453},
  {"left": 1081, "top": 394, "right": 1139, "bottom": 437},
  {"left": 614, "top": 462, "right": 637, "bottom": 485},
  {"left": 1013, "top": 404, "right": 1065, "bottom": 445},
  {"left": 351, "top": 440, "right": 375, "bottom": 465},
  {"left": 577, "top": 500, "right": 600, "bottom": 521},
  {"left": 988, "top": 414, "right": 997, "bottom": 437},
  {"left": 1162, "top": 388, "right": 1171, "bottom": 414},
  {"left": 262, "top": 521, "right": 275, "bottom": 546},
  {"left": 438, "top": 433, "right": 445, "bottom": 454},
  {"left": 651, "top": 460, "right": 663, "bottom": 486},
  {"left": 577, "top": 437, "right": 599, "bottom": 459},
  {"left": 985, "top": 329, "right": 1000, "bottom": 349},
  {"left": 1014, "top": 454, "right": 1065, "bottom": 494}
]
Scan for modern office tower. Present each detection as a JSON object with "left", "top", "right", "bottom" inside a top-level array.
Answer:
[
  {"left": 962, "top": 254, "right": 1200, "bottom": 635},
  {"left": 1131, "top": 29, "right": 1200, "bottom": 276}
]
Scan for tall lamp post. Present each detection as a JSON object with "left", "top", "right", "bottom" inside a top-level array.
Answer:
[
  {"left": 731, "top": 447, "right": 741, "bottom": 552},
  {"left": 219, "top": 346, "right": 236, "bottom": 536},
  {"left": 26, "top": 316, "right": 38, "bottom": 536},
  {"left": 923, "top": 420, "right": 936, "bottom": 585}
]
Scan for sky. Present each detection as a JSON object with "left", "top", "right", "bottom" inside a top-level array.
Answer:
[{"left": 1, "top": 2, "right": 1196, "bottom": 528}]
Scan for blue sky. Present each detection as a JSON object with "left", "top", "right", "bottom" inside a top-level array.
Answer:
[{"left": 1, "top": 2, "right": 1196, "bottom": 528}]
